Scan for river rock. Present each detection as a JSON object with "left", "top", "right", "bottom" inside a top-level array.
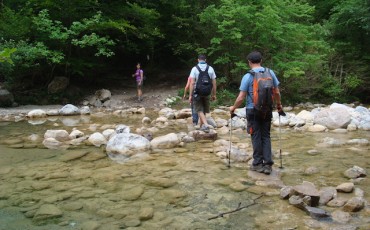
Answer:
[
  {"left": 192, "top": 130, "right": 218, "bottom": 141},
  {"left": 139, "top": 207, "right": 154, "bottom": 221},
  {"left": 80, "top": 106, "right": 90, "bottom": 115},
  {"left": 319, "top": 187, "right": 337, "bottom": 205},
  {"left": 142, "top": 117, "right": 151, "bottom": 125},
  {"left": 307, "top": 124, "right": 327, "bottom": 132},
  {"left": 344, "top": 166, "right": 367, "bottom": 179},
  {"left": 280, "top": 186, "right": 293, "bottom": 199},
  {"left": 304, "top": 206, "right": 331, "bottom": 219},
  {"left": 346, "top": 139, "right": 369, "bottom": 146},
  {"left": 44, "top": 129, "right": 70, "bottom": 142},
  {"left": 115, "top": 124, "right": 130, "bottom": 134},
  {"left": 145, "top": 177, "right": 176, "bottom": 188},
  {"left": 317, "top": 137, "right": 344, "bottom": 147},
  {"left": 81, "top": 220, "right": 100, "bottom": 230},
  {"left": 106, "top": 133, "right": 150, "bottom": 157},
  {"left": 69, "top": 130, "right": 84, "bottom": 139},
  {"left": 327, "top": 197, "right": 347, "bottom": 207},
  {"left": 95, "top": 89, "right": 111, "bottom": 102},
  {"left": 150, "top": 133, "right": 180, "bottom": 149},
  {"left": 296, "top": 110, "right": 313, "bottom": 122},
  {"left": 42, "top": 137, "right": 66, "bottom": 149},
  {"left": 33, "top": 204, "right": 63, "bottom": 220},
  {"left": 60, "top": 150, "right": 89, "bottom": 162},
  {"left": 88, "top": 132, "right": 107, "bottom": 147},
  {"left": 175, "top": 108, "right": 191, "bottom": 119},
  {"left": 292, "top": 181, "right": 320, "bottom": 207},
  {"left": 46, "top": 109, "right": 59, "bottom": 116},
  {"left": 120, "top": 186, "right": 144, "bottom": 201},
  {"left": 59, "top": 104, "right": 80, "bottom": 116},
  {"left": 159, "top": 107, "right": 175, "bottom": 119},
  {"left": 27, "top": 109, "right": 47, "bottom": 118},
  {"left": 332, "top": 210, "right": 351, "bottom": 223},
  {"left": 313, "top": 105, "right": 351, "bottom": 129},
  {"left": 336, "top": 182, "right": 354, "bottom": 193},
  {"left": 342, "top": 197, "right": 365, "bottom": 212}
]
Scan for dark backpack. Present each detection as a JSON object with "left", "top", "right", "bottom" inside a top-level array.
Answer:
[
  {"left": 249, "top": 68, "right": 274, "bottom": 114},
  {"left": 194, "top": 65, "right": 212, "bottom": 96}
]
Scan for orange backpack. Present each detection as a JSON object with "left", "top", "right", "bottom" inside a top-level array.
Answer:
[{"left": 249, "top": 68, "right": 274, "bottom": 115}]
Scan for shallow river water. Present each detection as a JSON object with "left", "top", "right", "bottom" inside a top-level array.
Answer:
[{"left": 0, "top": 110, "right": 369, "bottom": 230}]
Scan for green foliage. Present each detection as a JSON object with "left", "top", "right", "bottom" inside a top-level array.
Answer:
[{"left": 0, "top": 48, "right": 17, "bottom": 64}]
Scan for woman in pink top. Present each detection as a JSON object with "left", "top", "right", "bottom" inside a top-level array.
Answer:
[{"left": 132, "top": 63, "right": 144, "bottom": 101}]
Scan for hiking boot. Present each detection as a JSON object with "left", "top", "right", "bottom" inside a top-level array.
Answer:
[
  {"left": 199, "top": 124, "right": 210, "bottom": 133},
  {"left": 250, "top": 164, "right": 264, "bottom": 173},
  {"left": 263, "top": 165, "right": 272, "bottom": 175}
]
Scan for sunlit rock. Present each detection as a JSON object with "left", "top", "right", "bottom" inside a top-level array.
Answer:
[
  {"left": 69, "top": 130, "right": 84, "bottom": 139},
  {"left": 27, "top": 109, "right": 47, "bottom": 118},
  {"left": 59, "top": 104, "right": 80, "bottom": 116},
  {"left": 151, "top": 133, "right": 180, "bottom": 149},
  {"left": 44, "top": 130, "right": 70, "bottom": 142},
  {"left": 343, "top": 197, "right": 365, "bottom": 212},
  {"left": 88, "top": 132, "right": 107, "bottom": 147},
  {"left": 314, "top": 105, "right": 351, "bottom": 129},
  {"left": 336, "top": 182, "right": 354, "bottom": 193},
  {"left": 95, "top": 89, "right": 111, "bottom": 102},
  {"left": 106, "top": 133, "right": 150, "bottom": 157}
]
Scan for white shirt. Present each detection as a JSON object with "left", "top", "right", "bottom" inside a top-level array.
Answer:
[{"left": 189, "top": 63, "right": 217, "bottom": 82}]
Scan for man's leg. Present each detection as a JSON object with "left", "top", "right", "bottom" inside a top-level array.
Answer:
[
  {"left": 261, "top": 119, "right": 273, "bottom": 165},
  {"left": 247, "top": 110, "right": 263, "bottom": 166}
]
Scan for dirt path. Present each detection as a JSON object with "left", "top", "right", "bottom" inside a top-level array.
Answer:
[{"left": 0, "top": 84, "right": 182, "bottom": 117}]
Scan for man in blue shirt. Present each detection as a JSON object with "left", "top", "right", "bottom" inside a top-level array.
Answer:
[{"left": 230, "top": 51, "right": 283, "bottom": 175}]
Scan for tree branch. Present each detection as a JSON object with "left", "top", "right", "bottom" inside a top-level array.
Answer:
[{"left": 208, "top": 195, "right": 263, "bottom": 220}]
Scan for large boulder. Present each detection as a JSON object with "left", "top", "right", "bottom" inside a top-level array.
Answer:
[
  {"left": 0, "top": 89, "right": 14, "bottom": 107},
  {"left": 47, "top": 76, "right": 69, "bottom": 94},
  {"left": 27, "top": 109, "right": 47, "bottom": 118},
  {"left": 106, "top": 133, "right": 151, "bottom": 157},
  {"left": 313, "top": 104, "right": 351, "bottom": 129}
]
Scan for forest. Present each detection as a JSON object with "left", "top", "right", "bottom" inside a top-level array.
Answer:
[{"left": 0, "top": 0, "right": 369, "bottom": 105}]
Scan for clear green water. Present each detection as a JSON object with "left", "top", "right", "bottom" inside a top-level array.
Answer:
[{"left": 0, "top": 112, "right": 369, "bottom": 229}]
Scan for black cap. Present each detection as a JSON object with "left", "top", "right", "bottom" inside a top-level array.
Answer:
[{"left": 247, "top": 51, "right": 262, "bottom": 64}]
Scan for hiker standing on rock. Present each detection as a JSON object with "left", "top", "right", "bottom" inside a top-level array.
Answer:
[
  {"left": 132, "top": 63, "right": 144, "bottom": 101},
  {"left": 188, "top": 54, "right": 217, "bottom": 133},
  {"left": 230, "top": 51, "right": 283, "bottom": 175}
]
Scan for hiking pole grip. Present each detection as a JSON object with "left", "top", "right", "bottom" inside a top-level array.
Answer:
[{"left": 278, "top": 110, "right": 286, "bottom": 116}]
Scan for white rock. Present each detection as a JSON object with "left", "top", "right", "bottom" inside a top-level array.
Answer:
[
  {"left": 27, "top": 109, "right": 47, "bottom": 118},
  {"left": 44, "top": 130, "right": 70, "bottom": 142},
  {"left": 88, "top": 132, "right": 107, "bottom": 147},
  {"left": 150, "top": 133, "right": 180, "bottom": 149},
  {"left": 59, "top": 104, "right": 80, "bottom": 116},
  {"left": 106, "top": 133, "right": 151, "bottom": 156}
]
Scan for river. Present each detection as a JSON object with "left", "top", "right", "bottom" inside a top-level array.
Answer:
[{"left": 0, "top": 110, "right": 369, "bottom": 229}]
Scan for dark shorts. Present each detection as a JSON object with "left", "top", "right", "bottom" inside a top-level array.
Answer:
[
  {"left": 136, "top": 81, "right": 142, "bottom": 89},
  {"left": 193, "top": 96, "right": 210, "bottom": 113}
]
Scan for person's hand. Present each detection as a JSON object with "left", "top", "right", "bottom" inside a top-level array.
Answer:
[
  {"left": 211, "top": 95, "right": 216, "bottom": 101},
  {"left": 229, "top": 106, "right": 235, "bottom": 115},
  {"left": 188, "top": 95, "right": 192, "bottom": 104},
  {"left": 183, "top": 95, "right": 187, "bottom": 100},
  {"left": 277, "top": 103, "right": 283, "bottom": 112}
]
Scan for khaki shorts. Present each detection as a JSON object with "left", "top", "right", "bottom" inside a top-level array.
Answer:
[{"left": 193, "top": 96, "right": 210, "bottom": 113}]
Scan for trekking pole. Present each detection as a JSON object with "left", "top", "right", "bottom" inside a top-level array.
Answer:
[
  {"left": 278, "top": 110, "right": 286, "bottom": 169},
  {"left": 228, "top": 113, "right": 237, "bottom": 168}
]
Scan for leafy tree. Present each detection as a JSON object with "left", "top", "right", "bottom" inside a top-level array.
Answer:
[
  {"left": 324, "top": 0, "right": 370, "bottom": 101},
  {"left": 198, "top": 0, "right": 330, "bottom": 103}
]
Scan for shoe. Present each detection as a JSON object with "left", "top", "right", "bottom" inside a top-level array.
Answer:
[
  {"left": 199, "top": 124, "right": 210, "bottom": 133},
  {"left": 263, "top": 165, "right": 272, "bottom": 175},
  {"left": 250, "top": 164, "right": 264, "bottom": 173}
]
